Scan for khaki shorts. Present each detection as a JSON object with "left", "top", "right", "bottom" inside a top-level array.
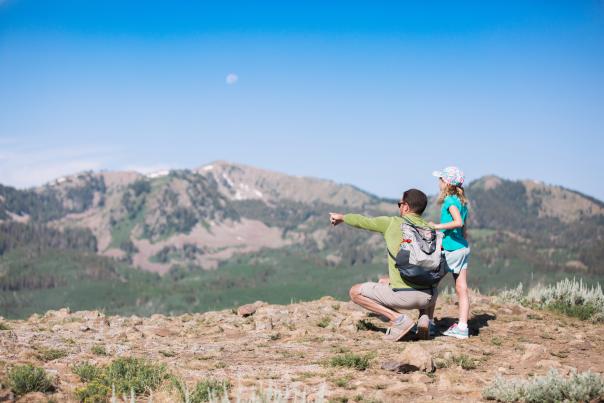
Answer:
[{"left": 359, "top": 282, "right": 437, "bottom": 311}]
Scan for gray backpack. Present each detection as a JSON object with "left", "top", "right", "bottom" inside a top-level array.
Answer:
[{"left": 387, "top": 217, "right": 448, "bottom": 287}]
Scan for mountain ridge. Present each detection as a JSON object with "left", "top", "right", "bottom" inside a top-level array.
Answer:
[
  {"left": 1, "top": 162, "right": 602, "bottom": 274},
  {"left": 0, "top": 161, "right": 603, "bottom": 318}
]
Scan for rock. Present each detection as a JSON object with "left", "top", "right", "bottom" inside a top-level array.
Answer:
[
  {"left": 255, "top": 316, "right": 273, "bottom": 331},
  {"left": 409, "top": 373, "right": 432, "bottom": 383},
  {"left": 83, "top": 310, "right": 104, "bottom": 320},
  {"left": 17, "top": 391, "right": 47, "bottom": 402},
  {"left": 44, "top": 307, "right": 71, "bottom": 319},
  {"left": 387, "top": 382, "right": 429, "bottom": 394},
  {"left": 381, "top": 344, "right": 434, "bottom": 373},
  {"left": 0, "top": 330, "right": 18, "bottom": 346},
  {"left": 237, "top": 303, "right": 259, "bottom": 317},
  {"left": 569, "top": 340, "right": 592, "bottom": 350},
  {"left": 80, "top": 325, "right": 91, "bottom": 332},
  {"left": 126, "top": 329, "right": 144, "bottom": 341},
  {"left": 521, "top": 343, "right": 547, "bottom": 361},
  {"left": 438, "top": 375, "right": 452, "bottom": 388},
  {"left": 28, "top": 313, "right": 41, "bottom": 322},
  {"left": 153, "top": 327, "right": 176, "bottom": 337},
  {"left": 536, "top": 359, "right": 561, "bottom": 369}
]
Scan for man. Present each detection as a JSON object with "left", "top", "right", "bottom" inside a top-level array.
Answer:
[{"left": 329, "top": 189, "right": 437, "bottom": 341}]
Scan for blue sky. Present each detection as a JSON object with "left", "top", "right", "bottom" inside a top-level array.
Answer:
[{"left": 1, "top": 1, "right": 603, "bottom": 200}]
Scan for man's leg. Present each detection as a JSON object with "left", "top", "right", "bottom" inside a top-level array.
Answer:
[
  {"left": 419, "top": 289, "right": 438, "bottom": 320},
  {"left": 349, "top": 284, "right": 400, "bottom": 323}
]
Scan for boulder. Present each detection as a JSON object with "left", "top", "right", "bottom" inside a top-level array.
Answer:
[
  {"left": 521, "top": 343, "right": 547, "bottom": 361},
  {"left": 237, "top": 302, "right": 261, "bottom": 317},
  {"left": 381, "top": 344, "right": 434, "bottom": 373}
]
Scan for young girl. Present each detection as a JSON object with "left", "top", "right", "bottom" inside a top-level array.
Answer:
[{"left": 430, "top": 166, "right": 470, "bottom": 339}]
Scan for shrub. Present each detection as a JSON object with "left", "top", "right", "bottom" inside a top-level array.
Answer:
[
  {"left": 34, "top": 347, "right": 68, "bottom": 362},
  {"left": 497, "top": 279, "right": 604, "bottom": 322},
  {"left": 491, "top": 336, "right": 503, "bottom": 346},
  {"left": 316, "top": 317, "right": 331, "bottom": 328},
  {"left": 75, "top": 380, "right": 111, "bottom": 403},
  {"left": 73, "top": 362, "right": 103, "bottom": 383},
  {"left": 104, "top": 357, "right": 168, "bottom": 395},
  {"left": 434, "top": 354, "right": 478, "bottom": 370},
  {"left": 355, "top": 319, "right": 381, "bottom": 332},
  {"left": 454, "top": 354, "right": 477, "bottom": 370},
  {"left": 334, "top": 375, "right": 352, "bottom": 388},
  {"left": 329, "top": 353, "right": 372, "bottom": 371},
  {"left": 170, "top": 377, "right": 230, "bottom": 403},
  {"left": 189, "top": 379, "right": 231, "bottom": 402},
  {"left": 483, "top": 369, "right": 604, "bottom": 402},
  {"left": 8, "top": 364, "right": 55, "bottom": 396},
  {"left": 496, "top": 284, "right": 524, "bottom": 305},
  {"left": 527, "top": 279, "right": 604, "bottom": 322},
  {"left": 91, "top": 345, "right": 107, "bottom": 356}
]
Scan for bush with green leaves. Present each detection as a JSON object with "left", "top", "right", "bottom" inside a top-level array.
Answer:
[
  {"left": 497, "top": 279, "right": 604, "bottom": 322},
  {"left": 8, "top": 364, "right": 55, "bottom": 396},
  {"left": 329, "top": 353, "right": 372, "bottom": 371},
  {"left": 483, "top": 369, "right": 604, "bottom": 402},
  {"left": 73, "top": 362, "right": 103, "bottom": 383},
  {"left": 70, "top": 357, "right": 169, "bottom": 401},
  {"left": 104, "top": 357, "right": 168, "bottom": 395},
  {"left": 75, "top": 380, "right": 111, "bottom": 403},
  {"left": 527, "top": 278, "right": 604, "bottom": 321},
  {"left": 190, "top": 379, "right": 231, "bottom": 402},
  {"left": 34, "top": 346, "right": 68, "bottom": 362},
  {"left": 495, "top": 284, "right": 524, "bottom": 305},
  {"left": 91, "top": 345, "right": 107, "bottom": 356},
  {"left": 170, "top": 376, "right": 231, "bottom": 403}
]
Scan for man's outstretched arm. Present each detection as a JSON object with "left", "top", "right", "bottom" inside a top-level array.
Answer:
[{"left": 329, "top": 212, "right": 390, "bottom": 234}]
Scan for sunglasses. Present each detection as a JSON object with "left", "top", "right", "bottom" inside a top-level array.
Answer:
[{"left": 397, "top": 201, "right": 405, "bottom": 208}]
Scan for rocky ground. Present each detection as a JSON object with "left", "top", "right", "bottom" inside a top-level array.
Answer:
[{"left": 0, "top": 292, "right": 603, "bottom": 402}]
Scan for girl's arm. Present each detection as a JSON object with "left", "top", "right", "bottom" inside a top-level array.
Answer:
[{"left": 431, "top": 205, "right": 463, "bottom": 230}]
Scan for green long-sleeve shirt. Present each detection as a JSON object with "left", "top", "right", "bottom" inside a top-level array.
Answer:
[{"left": 343, "top": 213, "right": 431, "bottom": 289}]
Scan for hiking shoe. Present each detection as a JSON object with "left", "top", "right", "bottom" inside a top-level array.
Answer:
[
  {"left": 443, "top": 323, "right": 469, "bottom": 339},
  {"left": 416, "top": 315, "right": 430, "bottom": 340},
  {"left": 429, "top": 321, "right": 438, "bottom": 337},
  {"left": 411, "top": 320, "right": 438, "bottom": 338},
  {"left": 384, "top": 315, "right": 415, "bottom": 342}
]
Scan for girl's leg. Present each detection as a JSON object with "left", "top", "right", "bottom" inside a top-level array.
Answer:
[{"left": 454, "top": 269, "right": 469, "bottom": 327}]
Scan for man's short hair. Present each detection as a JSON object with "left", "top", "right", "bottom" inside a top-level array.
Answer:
[{"left": 402, "top": 189, "right": 428, "bottom": 215}]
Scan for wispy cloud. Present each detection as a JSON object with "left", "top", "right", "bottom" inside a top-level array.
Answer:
[
  {"left": 0, "top": 144, "right": 117, "bottom": 189},
  {"left": 225, "top": 73, "right": 239, "bottom": 85}
]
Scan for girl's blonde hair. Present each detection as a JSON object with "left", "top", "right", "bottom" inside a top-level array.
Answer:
[{"left": 437, "top": 183, "right": 468, "bottom": 205}]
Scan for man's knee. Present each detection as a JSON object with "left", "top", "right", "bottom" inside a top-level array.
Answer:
[{"left": 349, "top": 284, "right": 363, "bottom": 301}]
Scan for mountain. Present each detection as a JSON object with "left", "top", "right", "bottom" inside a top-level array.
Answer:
[
  {"left": 0, "top": 162, "right": 603, "bottom": 318},
  {"left": 1, "top": 161, "right": 393, "bottom": 273},
  {"left": 466, "top": 176, "right": 604, "bottom": 278}
]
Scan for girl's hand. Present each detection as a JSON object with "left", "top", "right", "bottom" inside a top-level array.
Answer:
[
  {"left": 329, "top": 213, "right": 345, "bottom": 226},
  {"left": 429, "top": 221, "right": 440, "bottom": 229}
]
